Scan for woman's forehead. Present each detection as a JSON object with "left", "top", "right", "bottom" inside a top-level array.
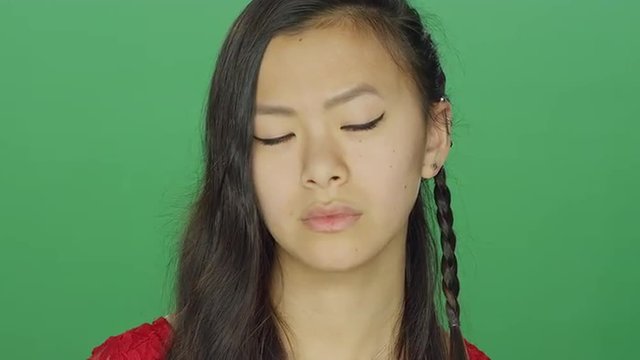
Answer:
[{"left": 256, "top": 26, "right": 408, "bottom": 111}]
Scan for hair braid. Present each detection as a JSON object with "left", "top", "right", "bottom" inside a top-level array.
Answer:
[
  {"left": 404, "top": 5, "right": 467, "bottom": 358},
  {"left": 433, "top": 166, "right": 468, "bottom": 360}
]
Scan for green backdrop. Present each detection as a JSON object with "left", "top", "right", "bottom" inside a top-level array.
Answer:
[{"left": 1, "top": 0, "right": 638, "bottom": 359}]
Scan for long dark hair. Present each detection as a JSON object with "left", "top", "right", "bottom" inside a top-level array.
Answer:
[{"left": 166, "top": 0, "right": 466, "bottom": 359}]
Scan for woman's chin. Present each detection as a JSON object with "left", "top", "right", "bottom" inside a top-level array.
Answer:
[{"left": 285, "top": 240, "right": 385, "bottom": 273}]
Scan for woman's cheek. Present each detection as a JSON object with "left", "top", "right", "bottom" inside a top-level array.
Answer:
[{"left": 253, "top": 151, "right": 297, "bottom": 213}]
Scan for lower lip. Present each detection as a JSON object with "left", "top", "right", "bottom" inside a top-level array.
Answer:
[{"left": 302, "top": 214, "right": 362, "bottom": 233}]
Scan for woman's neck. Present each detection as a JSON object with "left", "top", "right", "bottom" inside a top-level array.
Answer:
[{"left": 270, "top": 233, "right": 406, "bottom": 360}]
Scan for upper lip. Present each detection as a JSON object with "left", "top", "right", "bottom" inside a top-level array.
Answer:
[{"left": 301, "top": 202, "right": 362, "bottom": 220}]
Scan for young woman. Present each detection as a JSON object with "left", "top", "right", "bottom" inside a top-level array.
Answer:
[{"left": 90, "top": 0, "right": 490, "bottom": 359}]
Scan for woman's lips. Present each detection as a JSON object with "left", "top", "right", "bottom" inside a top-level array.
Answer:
[{"left": 301, "top": 213, "right": 362, "bottom": 233}]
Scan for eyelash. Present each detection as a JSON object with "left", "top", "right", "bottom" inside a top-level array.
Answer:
[{"left": 255, "top": 112, "right": 385, "bottom": 146}]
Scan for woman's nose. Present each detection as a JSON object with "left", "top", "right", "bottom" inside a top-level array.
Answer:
[{"left": 300, "top": 134, "right": 349, "bottom": 189}]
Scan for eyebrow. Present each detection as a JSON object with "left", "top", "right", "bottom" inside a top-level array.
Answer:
[{"left": 255, "top": 83, "right": 382, "bottom": 116}]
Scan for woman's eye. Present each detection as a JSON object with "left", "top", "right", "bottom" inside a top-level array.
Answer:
[
  {"left": 254, "top": 112, "right": 385, "bottom": 146},
  {"left": 254, "top": 133, "right": 294, "bottom": 146},
  {"left": 342, "top": 112, "right": 385, "bottom": 132}
]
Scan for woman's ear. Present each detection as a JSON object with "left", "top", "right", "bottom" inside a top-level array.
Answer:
[{"left": 421, "top": 100, "right": 452, "bottom": 179}]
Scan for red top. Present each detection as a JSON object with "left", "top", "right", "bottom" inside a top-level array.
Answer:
[{"left": 89, "top": 316, "right": 490, "bottom": 359}]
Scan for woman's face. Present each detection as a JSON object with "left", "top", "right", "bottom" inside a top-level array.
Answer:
[{"left": 252, "top": 25, "right": 450, "bottom": 272}]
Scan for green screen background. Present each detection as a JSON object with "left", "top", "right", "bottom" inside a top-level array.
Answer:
[{"left": 1, "top": 1, "right": 638, "bottom": 359}]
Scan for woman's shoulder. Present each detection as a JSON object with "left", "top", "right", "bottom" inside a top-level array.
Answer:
[
  {"left": 88, "top": 315, "right": 173, "bottom": 360},
  {"left": 463, "top": 338, "right": 491, "bottom": 360},
  {"left": 441, "top": 326, "right": 490, "bottom": 360},
  {"left": 89, "top": 315, "right": 489, "bottom": 360}
]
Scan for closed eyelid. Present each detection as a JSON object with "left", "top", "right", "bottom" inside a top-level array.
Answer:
[
  {"left": 254, "top": 112, "right": 385, "bottom": 145},
  {"left": 341, "top": 112, "right": 385, "bottom": 130}
]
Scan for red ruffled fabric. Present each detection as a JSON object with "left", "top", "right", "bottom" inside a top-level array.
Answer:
[
  {"left": 89, "top": 317, "right": 172, "bottom": 360},
  {"left": 89, "top": 316, "right": 490, "bottom": 359},
  {"left": 463, "top": 338, "right": 491, "bottom": 360}
]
